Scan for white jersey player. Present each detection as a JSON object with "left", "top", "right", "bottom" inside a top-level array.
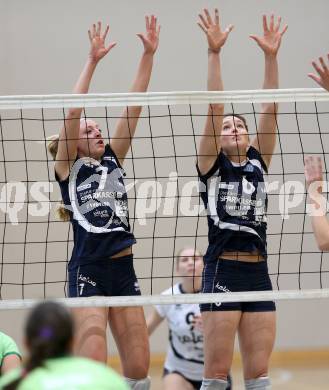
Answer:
[{"left": 147, "top": 248, "right": 232, "bottom": 390}]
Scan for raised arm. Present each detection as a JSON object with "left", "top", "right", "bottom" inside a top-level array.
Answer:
[
  {"left": 308, "top": 54, "right": 329, "bottom": 91},
  {"left": 55, "top": 22, "right": 116, "bottom": 181},
  {"left": 305, "top": 156, "right": 329, "bottom": 251},
  {"left": 146, "top": 308, "right": 164, "bottom": 335},
  {"left": 197, "top": 9, "right": 233, "bottom": 175},
  {"left": 250, "top": 15, "right": 287, "bottom": 168},
  {"left": 110, "top": 15, "right": 160, "bottom": 165}
]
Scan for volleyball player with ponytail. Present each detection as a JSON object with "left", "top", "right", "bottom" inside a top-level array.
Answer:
[
  {"left": 48, "top": 16, "right": 160, "bottom": 390},
  {"left": 0, "top": 302, "right": 128, "bottom": 389}
]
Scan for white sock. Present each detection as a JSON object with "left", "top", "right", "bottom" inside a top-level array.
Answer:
[
  {"left": 245, "top": 376, "right": 271, "bottom": 390},
  {"left": 124, "top": 376, "right": 151, "bottom": 390},
  {"left": 200, "top": 378, "right": 228, "bottom": 389}
]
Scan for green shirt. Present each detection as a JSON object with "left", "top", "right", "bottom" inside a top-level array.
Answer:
[
  {"left": 0, "top": 332, "right": 21, "bottom": 372},
  {"left": 0, "top": 356, "right": 129, "bottom": 390}
]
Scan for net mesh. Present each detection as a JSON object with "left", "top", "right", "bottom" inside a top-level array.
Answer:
[{"left": 1, "top": 89, "right": 329, "bottom": 308}]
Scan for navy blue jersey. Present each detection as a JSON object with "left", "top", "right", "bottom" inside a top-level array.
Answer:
[
  {"left": 197, "top": 146, "right": 268, "bottom": 262},
  {"left": 56, "top": 144, "right": 136, "bottom": 270}
]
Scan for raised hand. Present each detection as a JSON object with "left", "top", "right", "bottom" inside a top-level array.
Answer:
[
  {"left": 304, "top": 155, "right": 323, "bottom": 194},
  {"left": 198, "top": 8, "right": 233, "bottom": 53},
  {"left": 88, "top": 21, "right": 116, "bottom": 63},
  {"left": 250, "top": 15, "right": 288, "bottom": 56},
  {"left": 137, "top": 15, "right": 160, "bottom": 55},
  {"left": 308, "top": 54, "right": 329, "bottom": 91}
]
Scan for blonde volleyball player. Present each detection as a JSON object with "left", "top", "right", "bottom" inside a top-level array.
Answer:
[
  {"left": 48, "top": 17, "right": 160, "bottom": 390},
  {"left": 196, "top": 9, "right": 287, "bottom": 390}
]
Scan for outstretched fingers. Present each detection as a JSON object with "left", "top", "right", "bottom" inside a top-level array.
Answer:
[
  {"left": 215, "top": 8, "right": 219, "bottom": 24},
  {"left": 102, "top": 24, "right": 110, "bottom": 41},
  {"left": 105, "top": 41, "right": 117, "bottom": 53},
  {"left": 263, "top": 14, "right": 269, "bottom": 33},
  {"left": 137, "top": 14, "right": 160, "bottom": 54},
  {"left": 145, "top": 15, "right": 150, "bottom": 30},
  {"left": 87, "top": 20, "right": 117, "bottom": 60},
  {"left": 198, "top": 12, "right": 209, "bottom": 30},
  {"left": 198, "top": 8, "right": 226, "bottom": 33},
  {"left": 197, "top": 21, "right": 207, "bottom": 34},
  {"left": 96, "top": 21, "right": 101, "bottom": 36},
  {"left": 269, "top": 14, "right": 274, "bottom": 31},
  {"left": 280, "top": 23, "right": 288, "bottom": 36},
  {"left": 225, "top": 24, "right": 234, "bottom": 34},
  {"left": 275, "top": 16, "right": 281, "bottom": 32},
  {"left": 319, "top": 56, "right": 329, "bottom": 73},
  {"left": 204, "top": 8, "right": 213, "bottom": 25},
  {"left": 308, "top": 55, "right": 329, "bottom": 90},
  {"left": 312, "top": 58, "right": 326, "bottom": 77}
]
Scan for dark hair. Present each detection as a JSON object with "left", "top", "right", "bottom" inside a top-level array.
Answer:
[
  {"left": 4, "top": 301, "right": 73, "bottom": 390},
  {"left": 223, "top": 113, "right": 249, "bottom": 132}
]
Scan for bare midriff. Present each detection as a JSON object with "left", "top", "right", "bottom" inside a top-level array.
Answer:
[
  {"left": 111, "top": 246, "right": 133, "bottom": 259},
  {"left": 220, "top": 251, "right": 264, "bottom": 262}
]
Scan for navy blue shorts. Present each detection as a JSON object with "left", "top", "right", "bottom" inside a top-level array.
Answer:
[
  {"left": 200, "top": 258, "right": 275, "bottom": 312},
  {"left": 68, "top": 255, "right": 141, "bottom": 297},
  {"left": 163, "top": 368, "right": 202, "bottom": 390},
  {"left": 163, "top": 368, "right": 232, "bottom": 390}
]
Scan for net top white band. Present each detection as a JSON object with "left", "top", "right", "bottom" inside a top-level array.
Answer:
[
  {"left": 1, "top": 289, "right": 329, "bottom": 310},
  {"left": 0, "top": 88, "right": 328, "bottom": 110}
]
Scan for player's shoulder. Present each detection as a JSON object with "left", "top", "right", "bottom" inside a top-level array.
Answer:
[
  {"left": 0, "top": 331, "right": 19, "bottom": 353},
  {"left": 247, "top": 146, "right": 268, "bottom": 173},
  {"left": 161, "top": 283, "right": 181, "bottom": 296},
  {"left": 0, "top": 331, "right": 11, "bottom": 341}
]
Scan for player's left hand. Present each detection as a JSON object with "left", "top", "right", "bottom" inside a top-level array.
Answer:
[
  {"left": 137, "top": 15, "right": 160, "bottom": 55},
  {"left": 250, "top": 14, "right": 288, "bottom": 56}
]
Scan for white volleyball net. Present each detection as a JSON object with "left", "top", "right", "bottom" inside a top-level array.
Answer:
[{"left": 1, "top": 88, "right": 329, "bottom": 309}]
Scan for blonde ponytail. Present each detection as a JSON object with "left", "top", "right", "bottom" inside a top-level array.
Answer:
[{"left": 47, "top": 135, "right": 71, "bottom": 222}]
